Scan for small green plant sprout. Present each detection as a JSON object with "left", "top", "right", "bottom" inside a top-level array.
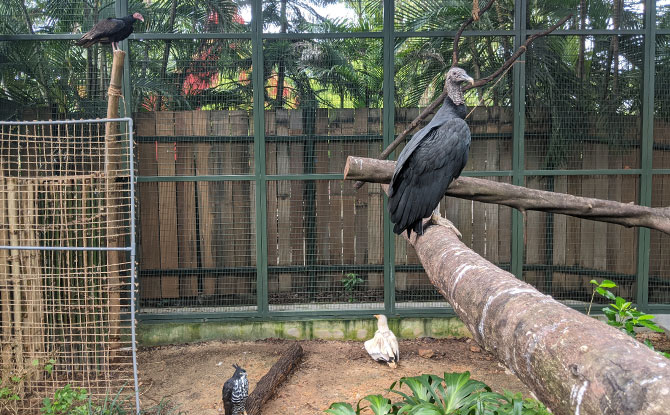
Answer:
[
  {"left": 589, "top": 279, "right": 669, "bottom": 358},
  {"left": 342, "top": 272, "right": 364, "bottom": 302},
  {"left": 1, "top": 358, "right": 58, "bottom": 415},
  {"left": 587, "top": 279, "right": 617, "bottom": 316}
]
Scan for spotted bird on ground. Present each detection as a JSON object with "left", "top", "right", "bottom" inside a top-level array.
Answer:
[{"left": 222, "top": 364, "right": 248, "bottom": 415}]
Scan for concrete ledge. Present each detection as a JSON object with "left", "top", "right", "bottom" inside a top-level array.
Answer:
[{"left": 137, "top": 317, "right": 472, "bottom": 347}]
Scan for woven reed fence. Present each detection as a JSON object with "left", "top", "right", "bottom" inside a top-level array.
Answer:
[{"left": 0, "top": 120, "right": 135, "bottom": 414}]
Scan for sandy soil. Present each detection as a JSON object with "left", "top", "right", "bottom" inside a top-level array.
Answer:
[{"left": 138, "top": 337, "right": 532, "bottom": 414}]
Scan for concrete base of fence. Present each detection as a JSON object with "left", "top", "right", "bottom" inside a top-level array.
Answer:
[{"left": 137, "top": 316, "right": 471, "bottom": 346}]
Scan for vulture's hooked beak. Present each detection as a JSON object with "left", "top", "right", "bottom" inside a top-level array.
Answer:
[{"left": 373, "top": 314, "right": 380, "bottom": 319}]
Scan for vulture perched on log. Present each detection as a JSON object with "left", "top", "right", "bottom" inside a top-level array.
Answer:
[
  {"left": 76, "top": 12, "right": 144, "bottom": 52},
  {"left": 364, "top": 314, "right": 399, "bottom": 368},
  {"left": 388, "top": 67, "right": 475, "bottom": 237},
  {"left": 222, "top": 364, "right": 248, "bottom": 415}
]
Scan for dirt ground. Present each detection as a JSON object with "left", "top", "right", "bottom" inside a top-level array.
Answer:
[{"left": 138, "top": 337, "right": 533, "bottom": 414}]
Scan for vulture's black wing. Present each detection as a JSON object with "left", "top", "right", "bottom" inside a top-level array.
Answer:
[
  {"left": 389, "top": 116, "right": 470, "bottom": 236},
  {"left": 76, "top": 18, "right": 126, "bottom": 47}
]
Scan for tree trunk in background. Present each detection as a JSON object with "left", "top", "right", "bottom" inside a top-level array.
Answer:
[
  {"left": 576, "top": 0, "right": 586, "bottom": 79},
  {"left": 157, "top": 0, "right": 178, "bottom": 110},
  {"left": 275, "top": 0, "right": 288, "bottom": 108}
]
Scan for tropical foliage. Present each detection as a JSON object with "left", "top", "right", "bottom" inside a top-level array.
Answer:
[
  {"left": 325, "top": 371, "right": 551, "bottom": 415},
  {"left": 0, "top": 0, "right": 668, "bottom": 148}
]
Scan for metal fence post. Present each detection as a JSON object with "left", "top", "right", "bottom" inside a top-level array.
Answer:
[
  {"left": 510, "top": 0, "right": 527, "bottom": 280},
  {"left": 383, "top": 0, "right": 396, "bottom": 315},
  {"left": 252, "top": 0, "right": 269, "bottom": 317},
  {"left": 637, "top": 0, "right": 656, "bottom": 311}
]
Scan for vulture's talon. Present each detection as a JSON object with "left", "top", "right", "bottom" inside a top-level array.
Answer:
[{"left": 430, "top": 213, "right": 462, "bottom": 239}]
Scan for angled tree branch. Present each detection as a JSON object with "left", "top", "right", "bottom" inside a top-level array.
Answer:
[
  {"left": 464, "top": 13, "right": 572, "bottom": 91},
  {"left": 354, "top": 11, "right": 572, "bottom": 190},
  {"left": 344, "top": 156, "right": 670, "bottom": 235}
]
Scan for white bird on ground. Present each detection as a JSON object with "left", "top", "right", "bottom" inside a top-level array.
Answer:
[{"left": 364, "top": 314, "right": 399, "bottom": 368}]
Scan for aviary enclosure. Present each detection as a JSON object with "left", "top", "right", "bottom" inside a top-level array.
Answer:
[{"left": 2, "top": 0, "right": 670, "bottom": 412}]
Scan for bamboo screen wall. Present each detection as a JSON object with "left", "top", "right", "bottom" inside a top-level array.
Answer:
[{"left": 0, "top": 120, "right": 136, "bottom": 414}]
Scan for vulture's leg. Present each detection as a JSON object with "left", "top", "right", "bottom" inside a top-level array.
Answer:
[
  {"left": 429, "top": 203, "right": 462, "bottom": 239},
  {"left": 112, "top": 42, "right": 118, "bottom": 51}
]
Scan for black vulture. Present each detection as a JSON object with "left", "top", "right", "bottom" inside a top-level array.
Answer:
[
  {"left": 76, "top": 13, "right": 144, "bottom": 52},
  {"left": 388, "top": 67, "right": 475, "bottom": 238},
  {"left": 222, "top": 364, "right": 249, "bottom": 415}
]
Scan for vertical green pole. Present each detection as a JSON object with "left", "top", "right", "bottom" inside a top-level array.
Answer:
[
  {"left": 251, "top": 0, "right": 269, "bottom": 317},
  {"left": 510, "top": 0, "right": 526, "bottom": 279},
  {"left": 637, "top": 0, "right": 655, "bottom": 310},
  {"left": 383, "top": 0, "right": 396, "bottom": 315},
  {"left": 117, "top": 0, "right": 132, "bottom": 118}
]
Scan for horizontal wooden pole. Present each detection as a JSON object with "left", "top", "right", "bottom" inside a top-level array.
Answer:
[{"left": 344, "top": 155, "right": 670, "bottom": 235}]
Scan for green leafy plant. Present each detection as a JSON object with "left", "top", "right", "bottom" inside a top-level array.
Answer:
[
  {"left": 325, "top": 372, "right": 550, "bottom": 415},
  {"left": 589, "top": 279, "right": 669, "bottom": 358},
  {"left": 1, "top": 358, "right": 58, "bottom": 415},
  {"left": 41, "top": 384, "right": 89, "bottom": 415},
  {"left": 342, "top": 273, "right": 364, "bottom": 302}
]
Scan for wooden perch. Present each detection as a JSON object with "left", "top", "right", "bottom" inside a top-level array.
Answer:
[
  {"left": 246, "top": 342, "right": 304, "bottom": 415},
  {"left": 344, "top": 156, "right": 670, "bottom": 235},
  {"left": 402, "top": 214, "right": 670, "bottom": 415}
]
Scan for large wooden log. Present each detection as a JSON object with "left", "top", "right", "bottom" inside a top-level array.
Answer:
[
  {"left": 246, "top": 342, "right": 304, "bottom": 415},
  {"left": 344, "top": 156, "right": 670, "bottom": 235},
  {"left": 404, "top": 217, "right": 670, "bottom": 415},
  {"left": 346, "top": 163, "right": 670, "bottom": 414}
]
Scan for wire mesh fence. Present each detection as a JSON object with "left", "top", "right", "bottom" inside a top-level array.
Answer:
[
  {"left": 2, "top": 0, "right": 670, "bottom": 325},
  {"left": 0, "top": 119, "right": 138, "bottom": 414}
]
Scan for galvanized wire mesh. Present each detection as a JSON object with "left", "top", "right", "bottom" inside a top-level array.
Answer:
[
  {"left": 0, "top": 120, "right": 137, "bottom": 413},
  {"left": 524, "top": 175, "right": 639, "bottom": 304}
]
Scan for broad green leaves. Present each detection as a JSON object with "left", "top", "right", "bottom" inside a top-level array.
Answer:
[{"left": 326, "top": 372, "right": 550, "bottom": 415}]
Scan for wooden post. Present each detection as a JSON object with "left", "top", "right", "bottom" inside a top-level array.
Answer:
[
  {"left": 6, "top": 179, "right": 24, "bottom": 397},
  {"left": 0, "top": 170, "right": 13, "bottom": 380},
  {"left": 104, "top": 50, "right": 125, "bottom": 356}
]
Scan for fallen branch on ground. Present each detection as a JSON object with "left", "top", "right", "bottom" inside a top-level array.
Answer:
[
  {"left": 246, "top": 342, "right": 304, "bottom": 415},
  {"left": 344, "top": 156, "right": 670, "bottom": 235}
]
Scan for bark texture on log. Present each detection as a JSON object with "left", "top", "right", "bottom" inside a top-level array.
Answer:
[
  {"left": 344, "top": 156, "right": 670, "bottom": 234},
  {"left": 246, "top": 342, "right": 304, "bottom": 415},
  {"left": 408, "top": 222, "right": 670, "bottom": 415}
]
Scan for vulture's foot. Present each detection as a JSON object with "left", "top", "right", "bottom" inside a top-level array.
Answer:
[{"left": 430, "top": 213, "right": 462, "bottom": 239}]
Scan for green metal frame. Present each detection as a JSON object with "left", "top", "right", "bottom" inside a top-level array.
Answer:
[{"left": 3, "top": 0, "right": 667, "bottom": 322}]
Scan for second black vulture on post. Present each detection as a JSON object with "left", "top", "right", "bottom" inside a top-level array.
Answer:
[
  {"left": 388, "top": 67, "right": 475, "bottom": 238},
  {"left": 76, "top": 12, "right": 144, "bottom": 52}
]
